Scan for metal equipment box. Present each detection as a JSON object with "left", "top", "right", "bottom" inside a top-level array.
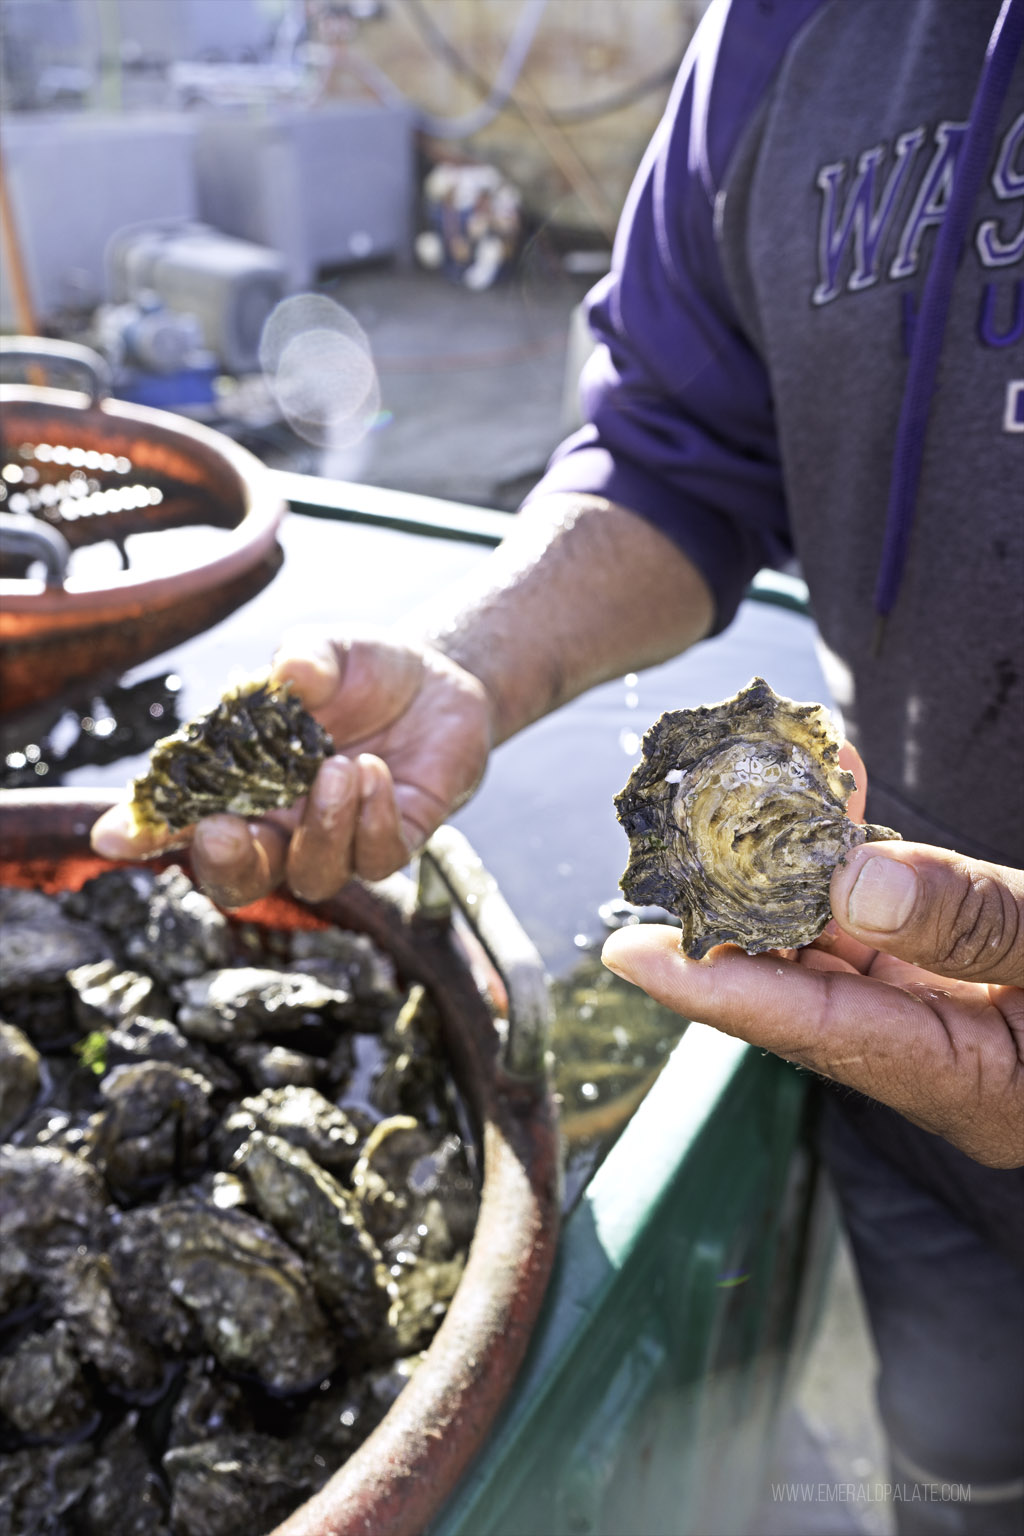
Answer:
[
  {"left": 0, "top": 113, "right": 197, "bottom": 325},
  {"left": 192, "top": 103, "right": 415, "bottom": 286}
]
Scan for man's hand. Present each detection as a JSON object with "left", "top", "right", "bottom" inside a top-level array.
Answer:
[
  {"left": 90, "top": 630, "right": 493, "bottom": 909},
  {"left": 602, "top": 842, "right": 1024, "bottom": 1168},
  {"left": 90, "top": 495, "right": 716, "bottom": 911}
]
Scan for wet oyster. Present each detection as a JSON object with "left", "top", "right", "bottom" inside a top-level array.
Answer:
[
  {"left": 0, "top": 1320, "right": 97, "bottom": 1442},
  {"left": 175, "top": 967, "right": 351, "bottom": 1043},
  {"left": 98, "top": 1061, "right": 216, "bottom": 1197},
  {"left": 153, "top": 1202, "right": 339, "bottom": 1394},
  {"left": 84, "top": 1415, "right": 171, "bottom": 1536},
  {"left": 44, "top": 1247, "right": 166, "bottom": 1399},
  {"left": 215, "top": 1084, "right": 364, "bottom": 1174},
  {"left": 126, "top": 674, "right": 332, "bottom": 835},
  {"left": 162, "top": 1433, "right": 321, "bottom": 1536},
  {"left": 0, "top": 1444, "right": 92, "bottom": 1536},
  {"left": 232, "top": 1130, "right": 393, "bottom": 1343},
  {"left": 0, "top": 1023, "right": 41, "bottom": 1139},
  {"left": 124, "top": 867, "right": 231, "bottom": 985},
  {"left": 615, "top": 677, "right": 900, "bottom": 958}
]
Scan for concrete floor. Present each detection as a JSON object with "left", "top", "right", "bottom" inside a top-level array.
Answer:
[
  {"left": 315, "top": 257, "right": 588, "bottom": 508},
  {"left": 268, "top": 260, "right": 894, "bottom": 1534}
]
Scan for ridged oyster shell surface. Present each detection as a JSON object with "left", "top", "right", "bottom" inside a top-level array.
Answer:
[
  {"left": 128, "top": 675, "right": 332, "bottom": 834},
  {"left": 615, "top": 677, "right": 899, "bottom": 959}
]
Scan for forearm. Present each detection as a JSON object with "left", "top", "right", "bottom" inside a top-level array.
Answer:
[{"left": 403, "top": 494, "right": 715, "bottom": 745}]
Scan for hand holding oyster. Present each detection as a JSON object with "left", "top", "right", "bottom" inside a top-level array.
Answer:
[
  {"left": 127, "top": 674, "right": 333, "bottom": 836},
  {"left": 615, "top": 677, "right": 899, "bottom": 959}
]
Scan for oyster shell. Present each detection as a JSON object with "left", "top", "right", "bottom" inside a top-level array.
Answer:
[
  {"left": 98, "top": 1061, "right": 216, "bottom": 1197},
  {"left": 153, "top": 1202, "right": 339, "bottom": 1394},
  {"left": 84, "top": 1415, "right": 171, "bottom": 1536},
  {"left": 615, "top": 677, "right": 900, "bottom": 958},
  {"left": 124, "top": 867, "right": 231, "bottom": 985},
  {"left": 0, "top": 1023, "right": 41, "bottom": 1139},
  {"left": 0, "top": 1320, "right": 97, "bottom": 1442},
  {"left": 232, "top": 1130, "right": 393, "bottom": 1344},
  {"left": 174, "top": 967, "right": 351, "bottom": 1043},
  {"left": 0, "top": 1444, "right": 92, "bottom": 1536},
  {"left": 162, "top": 1432, "right": 322, "bottom": 1536},
  {"left": 126, "top": 674, "right": 333, "bottom": 835},
  {"left": 214, "top": 1085, "right": 364, "bottom": 1174}
]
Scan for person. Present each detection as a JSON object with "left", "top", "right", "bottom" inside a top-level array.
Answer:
[{"left": 94, "top": 0, "right": 1024, "bottom": 1529}]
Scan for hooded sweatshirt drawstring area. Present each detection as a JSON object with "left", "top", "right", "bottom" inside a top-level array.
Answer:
[{"left": 874, "top": 0, "right": 1024, "bottom": 653}]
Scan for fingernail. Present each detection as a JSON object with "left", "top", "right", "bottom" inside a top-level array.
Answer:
[
  {"left": 847, "top": 855, "right": 919, "bottom": 932},
  {"left": 91, "top": 825, "right": 136, "bottom": 859},
  {"left": 600, "top": 933, "right": 636, "bottom": 982},
  {"left": 312, "top": 758, "right": 353, "bottom": 826}
]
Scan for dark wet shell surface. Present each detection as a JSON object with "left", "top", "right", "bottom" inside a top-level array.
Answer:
[
  {"left": 0, "top": 863, "right": 480, "bottom": 1536},
  {"left": 615, "top": 677, "right": 900, "bottom": 958},
  {"left": 127, "top": 675, "right": 333, "bottom": 835}
]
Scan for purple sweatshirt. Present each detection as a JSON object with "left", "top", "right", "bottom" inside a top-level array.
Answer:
[{"left": 532, "top": 0, "right": 1024, "bottom": 1257}]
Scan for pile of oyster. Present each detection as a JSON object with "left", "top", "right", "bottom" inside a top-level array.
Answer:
[{"left": 0, "top": 867, "right": 479, "bottom": 1536}]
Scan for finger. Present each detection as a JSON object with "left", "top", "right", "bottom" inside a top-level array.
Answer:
[
  {"left": 838, "top": 740, "right": 867, "bottom": 824},
  {"left": 353, "top": 754, "right": 412, "bottom": 881},
  {"left": 90, "top": 801, "right": 189, "bottom": 861},
  {"left": 601, "top": 925, "right": 926, "bottom": 1080},
  {"left": 191, "top": 815, "right": 287, "bottom": 910},
  {"left": 600, "top": 924, "right": 1024, "bottom": 1163},
  {"left": 831, "top": 842, "right": 1024, "bottom": 987},
  {"left": 807, "top": 918, "right": 879, "bottom": 975},
  {"left": 285, "top": 756, "right": 360, "bottom": 902}
]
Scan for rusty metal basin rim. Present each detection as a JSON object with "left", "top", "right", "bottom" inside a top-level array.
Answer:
[{"left": 0, "top": 386, "right": 284, "bottom": 613}]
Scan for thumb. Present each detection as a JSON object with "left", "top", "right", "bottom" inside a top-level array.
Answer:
[
  {"left": 271, "top": 627, "right": 345, "bottom": 711},
  {"left": 830, "top": 842, "right": 1024, "bottom": 987}
]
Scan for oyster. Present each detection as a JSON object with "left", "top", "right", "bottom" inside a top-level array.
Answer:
[
  {"left": 215, "top": 1085, "right": 364, "bottom": 1174},
  {"left": 64, "top": 866, "right": 159, "bottom": 933},
  {"left": 124, "top": 867, "right": 231, "bottom": 985},
  {"left": 0, "top": 889, "right": 112, "bottom": 1051},
  {"left": 162, "top": 1433, "right": 322, "bottom": 1536},
  {"left": 0, "top": 1444, "right": 92, "bottom": 1536},
  {"left": 615, "top": 677, "right": 900, "bottom": 958},
  {"left": 126, "top": 674, "right": 333, "bottom": 835},
  {"left": 67, "top": 960, "right": 169, "bottom": 1033},
  {"left": 174, "top": 967, "right": 351, "bottom": 1043},
  {"left": 84, "top": 1415, "right": 171, "bottom": 1536},
  {"left": 43, "top": 1247, "right": 166, "bottom": 1399},
  {"left": 232, "top": 1130, "right": 394, "bottom": 1344},
  {"left": 106, "top": 1206, "right": 200, "bottom": 1354},
  {"left": 153, "top": 1202, "right": 339, "bottom": 1394},
  {"left": 98, "top": 1061, "right": 216, "bottom": 1197},
  {"left": 0, "top": 1320, "right": 97, "bottom": 1442},
  {"left": 0, "top": 1023, "right": 41, "bottom": 1139}
]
